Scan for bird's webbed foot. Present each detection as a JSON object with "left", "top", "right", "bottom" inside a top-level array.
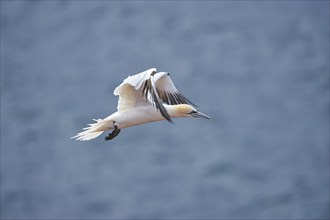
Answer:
[{"left": 105, "top": 123, "right": 121, "bottom": 141}]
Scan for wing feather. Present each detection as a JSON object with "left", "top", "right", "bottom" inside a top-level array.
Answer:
[{"left": 153, "top": 73, "right": 196, "bottom": 106}]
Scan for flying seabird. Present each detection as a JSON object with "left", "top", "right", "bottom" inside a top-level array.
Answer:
[{"left": 71, "top": 68, "right": 210, "bottom": 141}]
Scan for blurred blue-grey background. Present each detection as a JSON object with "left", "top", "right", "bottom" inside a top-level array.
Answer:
[{"left": 1, "top": 1, "right": 329, "bottom": 219}]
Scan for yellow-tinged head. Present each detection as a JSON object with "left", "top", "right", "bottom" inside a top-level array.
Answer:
[{"left": 170, "top": 104, "right": 211, "bottom": 119}]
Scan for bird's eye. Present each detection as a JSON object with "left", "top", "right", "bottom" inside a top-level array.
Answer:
[{"left": 190, "top": 110, "right": 198, "bottom": 114}]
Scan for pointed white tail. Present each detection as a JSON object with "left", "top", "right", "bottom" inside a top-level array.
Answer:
[{"left": 71, "top": 119, "right": 109, "bottom": 141}]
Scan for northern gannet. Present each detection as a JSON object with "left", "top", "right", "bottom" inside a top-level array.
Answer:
[{"left": 72, "top": 68, "right": 210, "bottom": 141}]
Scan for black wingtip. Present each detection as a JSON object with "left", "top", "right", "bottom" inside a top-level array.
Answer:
[
  {"left": 160, "top": 106, "right": 173, "bottom": 123},
  {"left": 165, "top": 116, "right": 173, "bottom": 124}
]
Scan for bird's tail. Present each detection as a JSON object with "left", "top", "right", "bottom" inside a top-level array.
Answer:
[{"left": 71, "top": 119, "right": 110, "bottom": 141}]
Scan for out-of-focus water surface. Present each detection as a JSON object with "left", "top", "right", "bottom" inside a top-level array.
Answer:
[{"left": 1, "top": 1, "right": 329, "bottom": 219}]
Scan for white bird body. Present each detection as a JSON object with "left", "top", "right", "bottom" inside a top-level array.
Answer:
[
  {"left": 72, "top": 68, "right": 210, "bottom": 141},
  {"left": 104, "top": 104, "right": 185, "bottom": 129}
]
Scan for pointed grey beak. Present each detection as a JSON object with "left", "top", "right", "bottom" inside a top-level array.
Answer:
[{"left": 191, "top": 111, "right": 211, "bottom": 119}]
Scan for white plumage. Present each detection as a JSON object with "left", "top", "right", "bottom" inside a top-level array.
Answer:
[{"left": 71, "top": 68, "right": 210, "bottom": 141}]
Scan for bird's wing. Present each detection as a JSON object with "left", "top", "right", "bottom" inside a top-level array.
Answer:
[
  {"left": 151, "top": 72, "right": 195, "bottom": 107},
  {"left": 140, "top": 70, "right": 195, "bottom": 122},
  {"left": 140, "top": 71, "right": 172, "bottom": 122},
  {"left": 113, "top": 83, "right": 145, "bottom": 113},
  {"left": 114, "top": 68, "right": 194, "bottom": 122},
  {"left": 113, "top": 68, "right": 156, "bottom": 113}
]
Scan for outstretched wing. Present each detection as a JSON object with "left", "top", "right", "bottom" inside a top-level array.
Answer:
[
  {"left": 151, "top": 72, "right": 196, "bottom": 107},
  {"left": 113, "top": 68, "right": 194, "bottom": 122}
]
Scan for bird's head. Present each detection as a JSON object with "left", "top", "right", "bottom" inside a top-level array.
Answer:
[{"left": 173, "top": 104, "right": 210, "bottom": 119}]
